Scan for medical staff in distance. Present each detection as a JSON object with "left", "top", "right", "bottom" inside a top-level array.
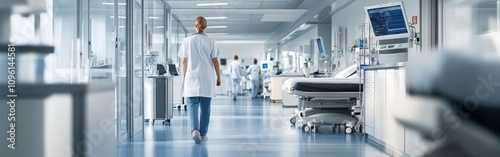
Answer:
[{"left": 229, "top": 55, "right": 242, "bottom": 100}]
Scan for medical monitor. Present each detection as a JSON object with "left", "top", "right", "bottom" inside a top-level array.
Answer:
[
  {"left": 365, "top": 2, "right": 410, "bottom": 40},
  {"left": 262, "top": 63, "right": 269, "bottom": 70},
  {"left": 261, "top": 61, "right": 272, "bottom": 71},
  {"left": 316, "top": 37, "right": 325, "bottom": 54}
]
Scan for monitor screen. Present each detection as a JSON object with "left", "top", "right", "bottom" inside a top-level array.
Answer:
[
  {"left": 167, "top": 64, "right": 179, "bottom": 76},
  {"left": 262, "top": 63, "right": 269, "bottom": 70},
  {"left": 220, "top": 58, "right": 227, "bottom": 66},
  {"left": 367, "top": 4, "right": 408, "bottom": 37},
  {"left": 157, "top": 64, "right": 167, "bottom": 75},
  {"left": 316, "top": 37, "right": 324, "bottom": 54}
]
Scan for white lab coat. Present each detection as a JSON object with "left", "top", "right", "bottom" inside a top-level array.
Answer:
[
  {"left": 247, "top": 64, "right": 260, "bottom": 80},
  {"left": 178, "top": 33, "right": 221, "bottom": 98},
  {"left": 229, "top": 60, "right": 242, "bottom": 79}
]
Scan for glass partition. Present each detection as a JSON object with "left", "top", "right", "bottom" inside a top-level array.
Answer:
[
  {"left": 52, "top": 0, "right": 79, "bottom": 83},
  {"left": 132, "top": 0, "right": 144, "bottom": 135},
  {"left": 144, "top": 0, "right": 166, "bottom": 75},
  {"left": 441, "top": 0, "right": 500, "bottom": 53}
]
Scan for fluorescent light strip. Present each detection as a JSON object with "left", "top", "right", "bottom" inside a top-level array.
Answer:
[
  {"left": 206, "top": 33, "right": 228, "bottom": 35},
  {"left": 102, "top": 2, "right": 126, "bottom": 6},
  {"left": 205, "top": 16, "right": 227, "bottom": 20},
  {"left": 207, "top": 26, "right": 227, "bottom": 29},
  {"left": 196, "top": 3, "right": 228, "bottom": 6},
  {"left": 110, "top": 16, "right": 126, "bottom": 19},
  {"left": 149, "top": 17, "right": 160, "bottom": 19},
  {"left": 155, "top": 26, "right": 164, "bottom": 29}
]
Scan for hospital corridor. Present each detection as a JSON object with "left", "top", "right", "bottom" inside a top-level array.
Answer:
[
  {"left": 1, "top": 0, "right": 500, "bottom": 157},
  {"left": 117, "top": 96, "right": 386, "bottom": 157}
]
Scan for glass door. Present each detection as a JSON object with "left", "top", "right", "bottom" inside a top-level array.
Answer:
[
  {"left": 132, "top": 0, "right": 144, "bottom": 135},
  {"left": 116, "top": 0, "right": 129, "bottom": 142}
]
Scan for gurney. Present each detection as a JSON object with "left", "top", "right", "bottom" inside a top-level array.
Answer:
[{"left": 282, "top": 65, "right": 363, "bottom": 134}]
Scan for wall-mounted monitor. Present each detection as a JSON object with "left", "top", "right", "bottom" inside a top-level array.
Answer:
[
  {"left": 316, "top": 37, "right": 325, "bottom": 54},
  {"left": 220, "top": 58, "right": 227, "bottom": 66},
  {"left": 261, "top": 61, "right": 272, "bottom": 71},
  {"left": 365, "top": 2, "right": 410, "bottom": 40}
]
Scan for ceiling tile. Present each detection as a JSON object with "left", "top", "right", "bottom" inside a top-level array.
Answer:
[
  {"left": 247, "top": 23, "right": 280, "bottom": 33},
  {"left": 261, "top": 13, "right": 303, "bottom": 22},
  {"left": 260, "top": 2, "right": 290, "bottom": 9},
  {"left": 167, "top": 1, "right": 262, "bottom": 9}
]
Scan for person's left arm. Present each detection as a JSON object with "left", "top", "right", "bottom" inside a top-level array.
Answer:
[
  {"left": 212, "top": 58, "right": 221, "bottom": 86},
  {"left": 211, "top": 42, "right": 222, "bottom": 86}
]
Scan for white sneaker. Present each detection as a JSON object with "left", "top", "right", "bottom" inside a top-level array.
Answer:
[
  {"left": 201, "top": 136, "right": 208, "bottom": 141},
  {"left": 192, "top": 130, "right": 201, "bottom": 144}
]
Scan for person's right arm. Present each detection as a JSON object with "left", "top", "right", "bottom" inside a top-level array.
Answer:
[
  {"left": 212, "top": 58, "right": 221, "bottom": 86},
  {"left": 247, "top": 65, "right": 252, "bottom": 74},
  {"left": 182, "top": 57, "right": 188, "bottom": 84}
]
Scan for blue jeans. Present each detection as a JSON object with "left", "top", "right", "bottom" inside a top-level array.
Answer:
[
  {"left": 251, "top": 79, "right": 259, "bottom": 98},
  {"left": 187, "top": 97, "right": 212, "bottom": 136}
]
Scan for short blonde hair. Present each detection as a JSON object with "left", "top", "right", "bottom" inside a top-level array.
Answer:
[{"left": 194, "top": 16, "right": 207, "bottom": 33}]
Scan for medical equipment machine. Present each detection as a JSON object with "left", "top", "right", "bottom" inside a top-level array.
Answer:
[
  {"left": 365, "top": 2, "right": 412, "bottom": 64},
  {"left": 365, "top": 2, "right": 410, "bottom": 40},
  {"left": 282, "top": 65, "right": 362, "bottom": 134}
]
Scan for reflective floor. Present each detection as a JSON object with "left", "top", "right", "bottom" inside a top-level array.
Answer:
[{"left": 117, "top": 96, "right": 389, "bottom": 157}]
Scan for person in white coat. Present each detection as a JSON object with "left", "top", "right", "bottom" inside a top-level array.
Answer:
[
  {"left": 229, "top": 55, "right": 242, "bottom": 100},
  {"left": 247, "top": 59, "right": 261, "bottom": 98},
  {"left": 179, "top": 16, "right": 222, "bottom": 144}
]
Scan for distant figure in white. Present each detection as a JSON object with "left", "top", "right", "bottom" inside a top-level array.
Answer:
[
  {"left": 229, "top": 55, "right": 242, "bottom": 100},
  {"left": 247, "top": 58, "right": 261, "bottom": 98}
]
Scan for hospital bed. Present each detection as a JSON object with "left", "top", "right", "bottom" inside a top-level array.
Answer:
[{"left": 282, "top": 65, "right": 363, "bottom": 134}]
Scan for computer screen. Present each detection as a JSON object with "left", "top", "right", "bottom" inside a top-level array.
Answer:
[
  {"left": 262, "top": 63, "right": 269, "bottom": 70},
  {"left": 167, "top": 64, "right": 179, "bottom": 76},
  {"left": 157, "top": 64, "right": 167, "bottom": 75},
  {"left": 366, "top": 2, "right": 409, "bottom": 39},
  {"left": 316, "top": 37, "right": 324, "bottom": 54},
  {"left": 220, "top": 58, "right": 227, "bottom": 66}
]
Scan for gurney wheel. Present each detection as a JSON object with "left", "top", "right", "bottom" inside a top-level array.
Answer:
[
  {"left": 304, "top": 126, "right": 311, "bottom": 133},
  {"left": 345, "top": 127, "right": 353, "bottom": 134},
  {"left": 177, "top": 106, "right": 181, "bottom": 110},
  {"left": 355, "top": 124, "right": 363, "bottom": 133},
  {"left": 311, "top": 126, "right": 318, "bottom": 133},
  {"left": 162, "top": 120, "right": 171, "bottom": 125},
  {"left": 290, "top": 117, "right": 297, "bottom": 125},
  {"left": 184, "top": 105, "right": 188, "bottom": 110}
]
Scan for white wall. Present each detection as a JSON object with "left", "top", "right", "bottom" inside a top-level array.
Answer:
[{"left": 217, "top": 43, "right": 265, "bottom": 67}]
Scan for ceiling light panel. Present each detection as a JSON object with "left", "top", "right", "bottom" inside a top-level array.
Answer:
[
  {"left": 207, "top": 26, "right": 228, "bottom": 29},
  {"left": 196, "top": 3, "right": 228, "bottom": 7}
]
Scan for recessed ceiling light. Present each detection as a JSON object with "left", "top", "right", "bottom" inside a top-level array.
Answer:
[
  {"left": 149, "top": 17, "right": 160, "bottom": 19},
  {"left": 205, "top": 16, "right": 227, "bottom": 20},
  {"left": 207, "top": 33, "right": 228, "bottom": 35},
  {"left": 207, "top": 26, "right": 227, "bottom": 29},
  {"left": 102, "top": 2, "right": 126, "bottom": 6},
  {"left": 118, "top": 26, "right": 125, "bottom": 28},
  {"left": 110, "top": 16, "right": 126, "bottom": 19},
  {"left": 196, "top": 3, "right": 228, "bottom": 6}
]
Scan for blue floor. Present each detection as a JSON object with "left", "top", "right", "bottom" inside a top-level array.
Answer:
[{"left": 117, "top": 96, "right": 389, "bottom": 157}]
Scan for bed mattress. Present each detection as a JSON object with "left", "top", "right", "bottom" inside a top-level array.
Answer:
[{"left": 283, "top": 78, "right": 363, "bottom": 93}]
